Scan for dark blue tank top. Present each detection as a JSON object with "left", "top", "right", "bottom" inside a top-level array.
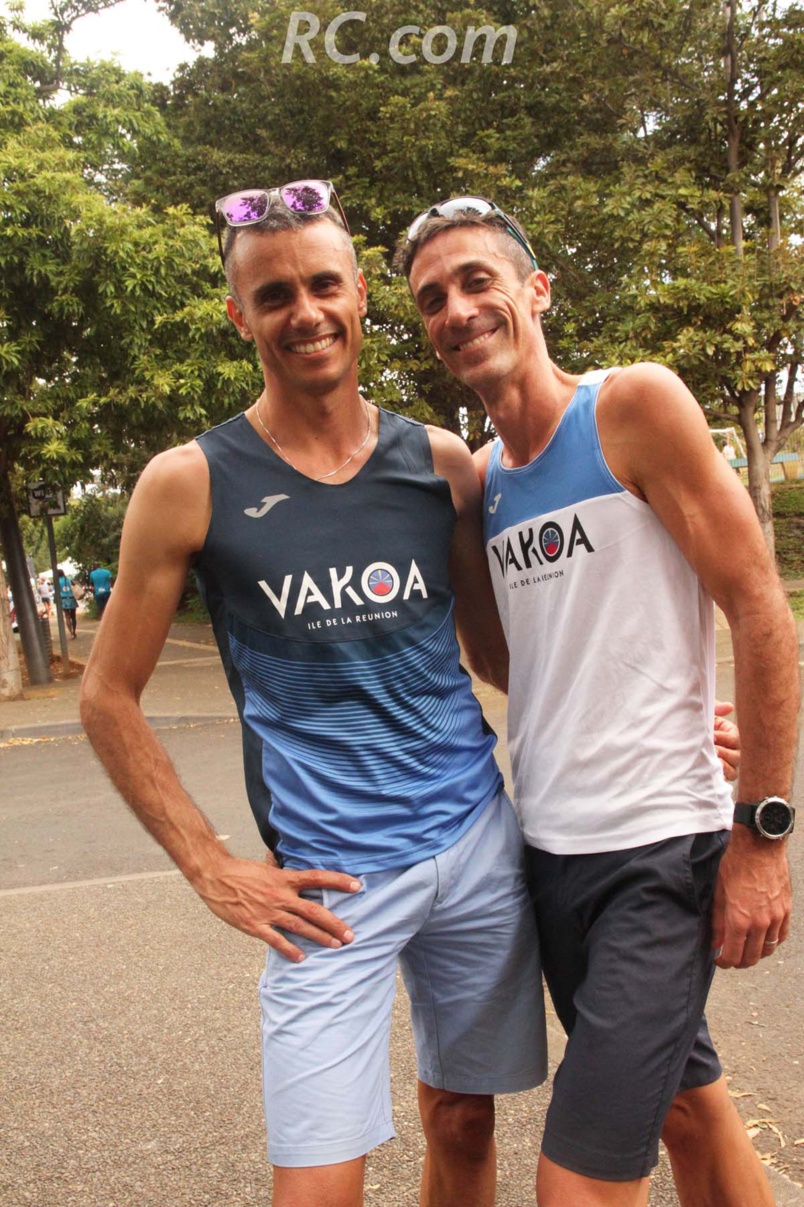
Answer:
[{"left": 195, "top": 407, "right": 501, "bottom": 872}]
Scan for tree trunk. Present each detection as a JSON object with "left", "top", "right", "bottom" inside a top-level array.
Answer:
[
  {"left": 769, "top": 188, "right": 781, "bottom": 251},
  {"left": 0, "top": 557, "right": 23, "bottom": 701},
  {"left": 0, "top": 469, "right": 51, "bottom": 685},
  {"left": 746, "top": 457, "right": 775, "bottom": 560},
  {"left": 739, "top": 400, "right": 776, "bottom": 558},
  {"left": 725, "top": 0, "right": 744, "bottom": 255}
]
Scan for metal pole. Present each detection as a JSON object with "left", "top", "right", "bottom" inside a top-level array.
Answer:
[
  {"left": 46, "top": 516, "right": 70, "bottom": 669},
  {"left": 0, "top": 507, "right": 50, "bottom": 684}
]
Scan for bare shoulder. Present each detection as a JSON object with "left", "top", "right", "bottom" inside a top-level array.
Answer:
[
  {"left": 125, "top": 439, "right": 211, "bottom": 558},
  {"left": 597, "top": 363, "right": 714, "bottom": 492},
  {"left": 135, "top": 439, "right": 209, "bottom": 499},
  {"left": 426, "top": 423, "right": 471, "bottom": 464},
  {"left": 599, "top": 362, "right": 704, "bottom": 432},
  {"left": 425, "top": 425, "right": 481, "bottom": 515},
  {"left": 598, "top": 361, "right": 756, "bottom": 534},
  {"left": 84, "top": 440, "right": 212, "bottom": 694},
  {"left": 472, "top": 441, "right": 495, "bottom": 488}
]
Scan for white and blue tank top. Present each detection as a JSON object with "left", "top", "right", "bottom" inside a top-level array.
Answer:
[
  {"left": 195, "top": 406, "right": 501, "bottom": 871},
  {"left": 484, "top": 370, "right": 733, "bottom": 855}
]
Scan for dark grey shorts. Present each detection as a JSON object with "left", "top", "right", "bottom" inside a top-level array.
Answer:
[{"left": 526, "top": 830, "right": 729, "bottom": 1182}]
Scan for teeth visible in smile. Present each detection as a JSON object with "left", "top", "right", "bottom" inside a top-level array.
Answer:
[
  {"left": 456, "top": 329, "right": 495, "bottom": 351},
  {"left": 289, "top": 335, "right": 337, "bottom": 354}
]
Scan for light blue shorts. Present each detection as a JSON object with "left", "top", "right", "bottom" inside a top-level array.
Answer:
[{"left": 259, "top": 789, "right": 547, "bottom": 1168}]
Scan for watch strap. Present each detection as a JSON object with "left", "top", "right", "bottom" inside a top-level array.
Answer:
[{"left": 733, "top": 802, "right": 760, "bottom": 828}]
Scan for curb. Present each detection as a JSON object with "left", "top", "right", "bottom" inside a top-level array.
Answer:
[
  {"left": 0, "top": 713, "right": 237, "bottom": 743},
  {"left": 767, "top": 1167, "right": 804, "bottom": 1205}
]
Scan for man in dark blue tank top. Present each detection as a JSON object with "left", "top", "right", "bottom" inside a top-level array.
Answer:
[{"left": 80, "top": 184, "right": 547, "bottom": 1204}]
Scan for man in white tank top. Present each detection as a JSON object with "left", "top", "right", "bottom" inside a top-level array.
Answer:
[{"left": 398, "top": 201, "right": 799, "bottom": 1207}]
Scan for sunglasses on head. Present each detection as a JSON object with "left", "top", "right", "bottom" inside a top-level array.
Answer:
[
  {"left": 406, "top": 196, "right": 538, "bottom": 268},
  {"left": 214, "top": 179, "right": 350, "bottom": 265}
]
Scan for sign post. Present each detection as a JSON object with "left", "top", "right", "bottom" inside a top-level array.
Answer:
[{"left": 27, "top": 482, "right": 70, "bottom": 670}]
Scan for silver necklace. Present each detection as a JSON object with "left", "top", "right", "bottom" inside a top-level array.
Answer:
[{"left": 254, "top": 396, "right": 373, "bottom": 482}]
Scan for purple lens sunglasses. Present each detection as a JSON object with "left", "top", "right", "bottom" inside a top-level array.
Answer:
[{"left": 214, "top": 179, "right": 350, "bottom": 265}]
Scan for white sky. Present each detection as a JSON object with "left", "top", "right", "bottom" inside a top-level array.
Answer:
[{"left": 4, "top": 0, "right": 201, "bottom": 82}]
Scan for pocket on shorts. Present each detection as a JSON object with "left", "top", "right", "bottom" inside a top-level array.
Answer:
[
  {"left": 301, "top": 886, "right": 360, "bottom": 929},
  {"left": 320, "top": 881, "right": 368, "bottom": 914},
  {"left": 500, "top": 788, "right": 521, "bottom": 825},
  {"left": 499, "top": 790, "right": 526, "bottom": 846},
  {"left": 299, "top": 888, "right": 325, "bottom": 904},
  {"left": 684, "top": 831, "right": 729, "bottom": 917}
]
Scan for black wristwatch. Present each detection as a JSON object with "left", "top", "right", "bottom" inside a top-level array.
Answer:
[{"left": 733, "top": 797, "right": 795, "bottom": 840}]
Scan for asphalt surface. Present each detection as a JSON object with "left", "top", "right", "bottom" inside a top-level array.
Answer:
[{"left": 1, "top": 615, "right": 803, "bottom": 1205}]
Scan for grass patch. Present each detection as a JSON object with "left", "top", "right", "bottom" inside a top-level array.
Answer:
[
  {"left": 176, "top": 599, "right": 212, "bottom": 624},
  {"left": 773, "top": 483, "right": 804, "bottom": 580},
  {"left": 788, "top": 591, "right": 804, "bottom": 621},
  {"left": 175, "top": 572, "right": 210, "bottom": 623}
]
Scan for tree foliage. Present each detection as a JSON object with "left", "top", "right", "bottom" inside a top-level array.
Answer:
[
  {"left": 0, "top": 4, "right": 259, "bottom": 677},
  {"left": 2, "top": 0, "right": 802, "bottom": 593},
  {"left": 523, "top": 0, "right": 804, "bottom": 552},
  {"left": 0, "top": 8, "right": 273, "bottom": 473},
  {"left": 143, "top": 0, "right": 804, "bottom": 552},
  {"left": 146, "top": 0, "right": 569, "bottom": 439},
  {"left": 56, "top": 488, "right": 128, "bottom": 576}
]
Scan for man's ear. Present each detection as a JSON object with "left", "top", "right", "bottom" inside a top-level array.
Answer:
[
  {"left": 226, "top": 294, "right": 253, "bottom": 341},
  {"left": 356, "top": 270, "right": 368, "bottom": 318},
  {"left": 530, "top": 270, "right": 551, "bottom": 315}
]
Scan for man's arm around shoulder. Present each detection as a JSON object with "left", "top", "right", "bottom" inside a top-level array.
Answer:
[
  {"left": 427, "top": 426, "right": 509, "bottom": 693},
  {"left": 80, "top": 441, "right": 359, "bottom": 962}
]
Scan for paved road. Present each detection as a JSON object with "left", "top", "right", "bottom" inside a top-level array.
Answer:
[{"left": 1, "top": 622, "right": 803, "bottom": 1205}]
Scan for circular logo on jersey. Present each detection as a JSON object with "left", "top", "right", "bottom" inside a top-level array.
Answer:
[
  {"left": 368, "top": 568, "right": 394, "bottom": 596},
  {"left": 539, "top": 522, "right": 564, "bottom": 563},
  {"left": 362, "top": 562, "right": 401, "bottom": 602}
]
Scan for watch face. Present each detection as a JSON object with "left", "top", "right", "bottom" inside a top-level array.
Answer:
[{"left": 757, "top": 800, "right": 792, "bottom": 837}]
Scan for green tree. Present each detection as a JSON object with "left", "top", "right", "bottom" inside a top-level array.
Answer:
[
  {"left": 512, "top": 0, "right": 804, "bottom": 554},
  {"left": 149, "top": 0, "right": 804, "bottom": 552},
  {"left": 56, "top": 489, "right": 128, "bottom": 576},
  {"left": 0, "top": 8, "right": 259, "bottom": 682},
  {"left": 139, "top": 0, "right": 573, "bottom": 443},
  {"left": 17, "top": 512, "right": 50, "bottom": 573}
]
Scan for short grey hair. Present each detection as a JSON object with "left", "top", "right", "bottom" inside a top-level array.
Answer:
[
  {"left": 223, "top": 208, "right": 358, "bottom": 299},
  {"left": 394, "top": 210, "right": 535, "bottom": 284}
]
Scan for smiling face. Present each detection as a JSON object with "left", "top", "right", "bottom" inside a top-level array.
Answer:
[
  {"left": 408, "top": 225, "right": 550, "bottom": 396},
  {"left": 225, "top": 220, "right": 367, "bottom": 401}
]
